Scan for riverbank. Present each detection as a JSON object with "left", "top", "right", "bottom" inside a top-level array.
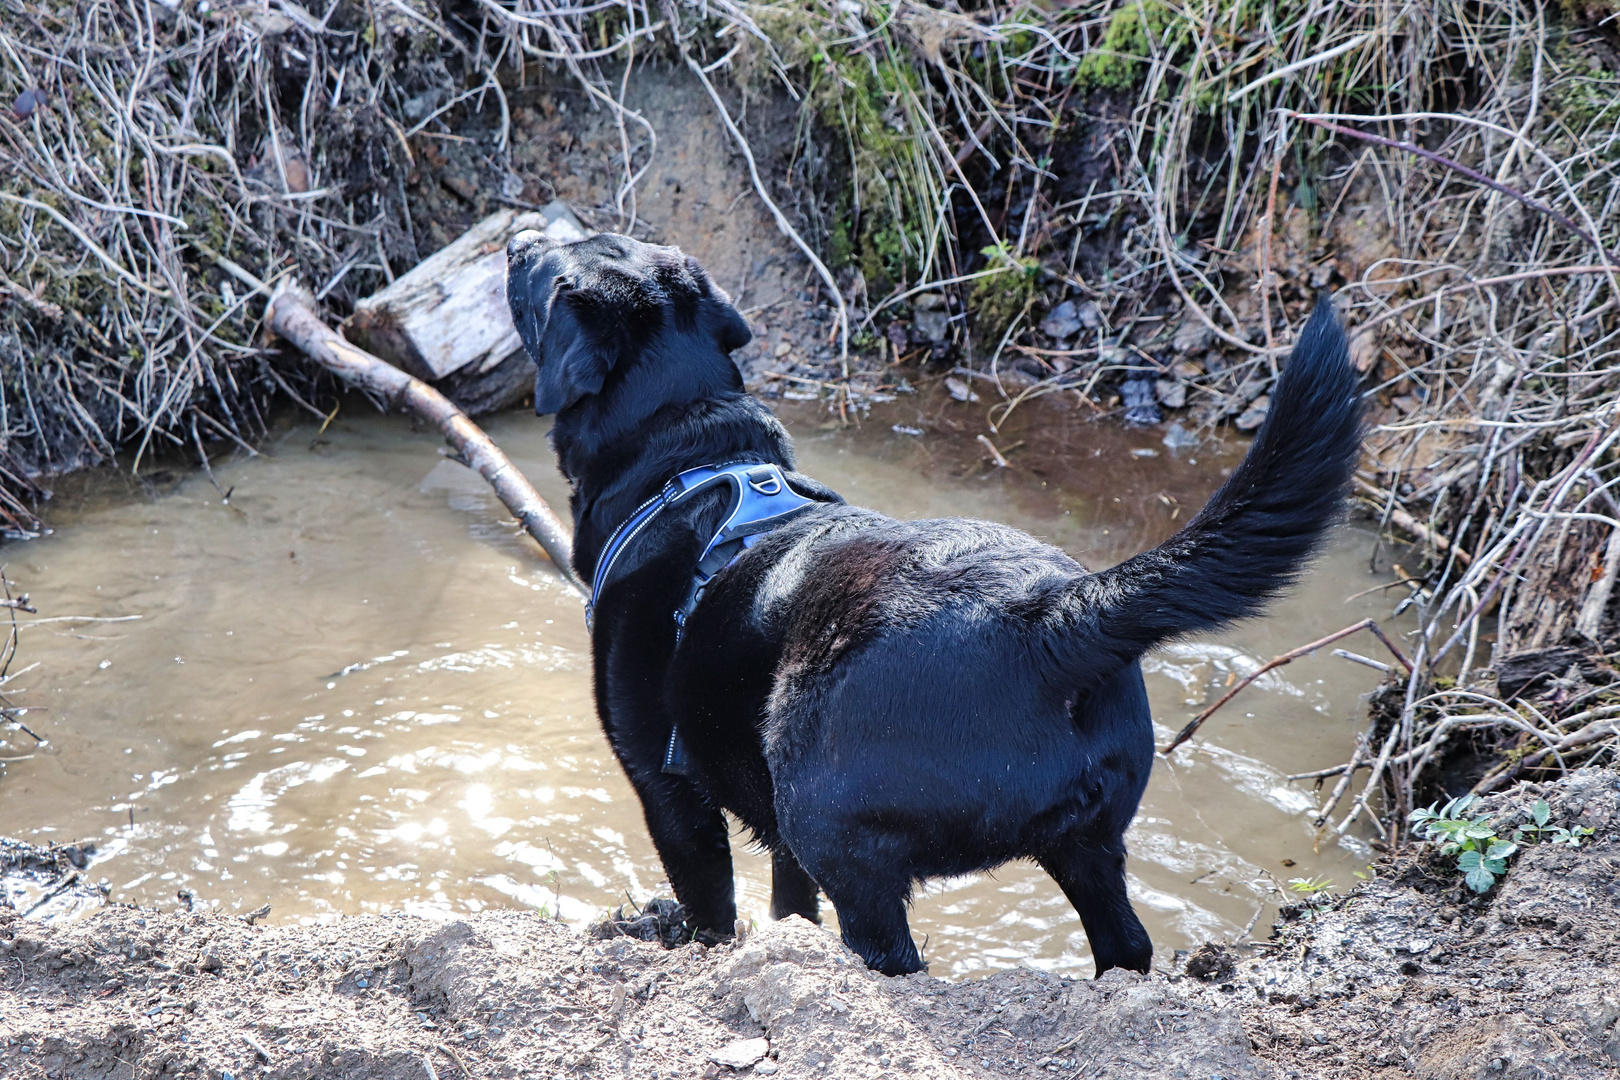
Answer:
[{"left": 4, "top": 768, "right": 1615, "bottom": 1080}]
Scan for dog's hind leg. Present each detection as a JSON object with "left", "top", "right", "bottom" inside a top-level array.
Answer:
[
  {"left": 1038, "top": 835, "right": 1152, "bottom": 975},
  {"left": 789, "top": 833, "right": 921, "bottom": 974},
  {"left": 769, "top": 848, "right": 820, "bottom": 923},
  {"left": 822, "top": 872, "right": 922, "bottom": 976}
]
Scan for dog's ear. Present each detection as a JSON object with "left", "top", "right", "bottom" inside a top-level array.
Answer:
[
  {"left": 687, "top": 255, "right": 752, "bottom": 354},
  {"left": 507, "top": 229, "right": 557, "bottom": 363},
  {"left": 712, "top": 300, "right": 753, "bottom": 353},
  {"left": 533, "top": 294, "right": 619, "bottom": 415}
]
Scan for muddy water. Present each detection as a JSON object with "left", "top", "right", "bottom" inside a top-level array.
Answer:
[{"left": 0, "top": 392, "right": 1405, "bottom": 977}]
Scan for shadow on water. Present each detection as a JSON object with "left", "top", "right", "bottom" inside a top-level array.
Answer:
[{"left": 0, "top": 388, "right": 1410, "bottom": 977}]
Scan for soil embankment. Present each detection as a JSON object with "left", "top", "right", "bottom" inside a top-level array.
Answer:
[{"left": 4, "top": 769, "right": 1616, "bottom": 1080}]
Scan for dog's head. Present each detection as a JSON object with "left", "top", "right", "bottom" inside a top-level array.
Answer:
[{"left": 506, "top": 231, "right": 753, "bottom": 416}]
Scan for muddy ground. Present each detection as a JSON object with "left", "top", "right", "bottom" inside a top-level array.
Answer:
[{"left": 2, "top": 768, "right": 1616, "bottom": 1080}]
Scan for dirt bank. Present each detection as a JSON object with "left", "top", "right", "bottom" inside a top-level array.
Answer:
[{"left": 3, "top": 769, "right": 1616, "bottom": 1080}]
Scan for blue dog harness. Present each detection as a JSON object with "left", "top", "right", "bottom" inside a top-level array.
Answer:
[{"left": 585, "top": 461, "right": 823, "bottom": 776}]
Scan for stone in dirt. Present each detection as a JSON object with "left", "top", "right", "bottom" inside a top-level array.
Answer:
[
  {"left": 1121, "top": 376, "right": 1161, "bottom": 425},
  {"left": 1173, "top": 317, "right": 1214, "bottom": 355},
  {"left": 710, "top": 1036, "right": 770, "bottom": 1068},
  {"left": 1040, "top": 300, "right": 1083, "bottom": 341},
  {"left": 914, "top": 308, "right": 952, "bottom": 343},
  {"left": 1155, "top": 377, "right": 1187, "bottom": 408},
  {"left": 1162, "top": 422, "right": 1201, "bottom": 450},
  {"left": 1236, "top": 394, "right": 1270, "bottom": 431}
]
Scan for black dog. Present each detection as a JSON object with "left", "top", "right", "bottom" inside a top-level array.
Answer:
[{"left": 506, "top": 230, "right": 1360, "bottom": 976}]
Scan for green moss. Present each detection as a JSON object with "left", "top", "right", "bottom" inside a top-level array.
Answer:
[
  {"left": 1559, "top": 0, "right": 1620, "bottom": 18},
  {"left": 1549, "top": 63, "right": 1620, "bottom": 134},
  {"left": 1075, "top": 1, "right": 1170, "bottom": 90},
  {"left": 968, "top": 244, "right": 1041, "bottom": 358},
  {"left": 752, "top": 7, "right": 935, "bottom": 294}
]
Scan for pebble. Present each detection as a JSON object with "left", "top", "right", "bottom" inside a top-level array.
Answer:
[
  {"left": 710, "top": 1037, "right": 770, "bottom": 1069},
  {"left": 1040, "top": 301, "right": 1082, "bottom": 341},
  {"left": 1235, "top": 395, "right": 1270, "bottom": 431}
]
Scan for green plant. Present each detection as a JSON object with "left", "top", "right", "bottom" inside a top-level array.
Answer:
[
  {"left": 1518, "top": 798, "right": 1595, "bottom": 848},
  {"left": 1409, "top": 795, "right": 1517, "bottom": 893},
  {"left": 1074, "top": 1, "right": 1171, "bottom": 90},
  {"left": 1409, "top": 795, "right": 1594, "bottom": 894},
  {"left": 1278, "top": 874, "right": 1336, "bottom": 921}
]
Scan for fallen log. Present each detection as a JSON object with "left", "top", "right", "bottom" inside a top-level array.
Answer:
[{"left": 265, "top": 280, "right": 583, "bottom": 595}]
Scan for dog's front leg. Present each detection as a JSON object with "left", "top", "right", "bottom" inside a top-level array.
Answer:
[{"left": 626, "top": 766, "right": 737, "bottom": 939}]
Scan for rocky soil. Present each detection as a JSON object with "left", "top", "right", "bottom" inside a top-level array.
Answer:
[{"left": 2, "top": 769, "right": 1617, "bottom": 1080}]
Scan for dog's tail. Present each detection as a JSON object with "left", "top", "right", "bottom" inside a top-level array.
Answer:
[{"left": 1046, "top": 298, "right": 1362, "bottom": 692}]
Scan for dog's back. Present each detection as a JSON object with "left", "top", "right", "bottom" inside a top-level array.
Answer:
[{"left": 728, "top": 298, "right": 1358, "bottom": 735}]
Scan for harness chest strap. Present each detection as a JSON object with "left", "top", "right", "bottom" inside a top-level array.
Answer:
[{"left": 583, "top": 462, "right": 824, "bottom": 777}]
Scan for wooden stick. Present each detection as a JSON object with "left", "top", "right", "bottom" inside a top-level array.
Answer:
[
  {"left": 1160, "top": 618, "right": 1413, "bottom": 755},
  {"left": 1336, "top": 724, "right": 1399, "bottom": 838},
  {"left": 1311, "top": 729, "right": 1369, "bottom": 827},
  {"left": 976, "top": 434, "right": 1011, "bottom": 468},
  {"left": 266, "top": 283, "right": 583, "bottom": 595},
  {"left": 1354, "top": 477, "right": 1472, "bottom": 565}
]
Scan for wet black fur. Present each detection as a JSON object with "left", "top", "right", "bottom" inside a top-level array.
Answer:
[{"left": 507, "top": 230, "right": 1362, "bottom": 977}]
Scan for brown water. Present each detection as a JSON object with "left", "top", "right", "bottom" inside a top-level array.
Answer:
[{"left": 0, "top": 391, "right": 1405, "bottom": 977}]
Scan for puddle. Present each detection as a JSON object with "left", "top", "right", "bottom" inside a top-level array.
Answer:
[{"left": 0, "top": 391, "right": 1407, "bottom": 977}]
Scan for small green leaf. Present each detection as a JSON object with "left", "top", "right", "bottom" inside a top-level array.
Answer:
[
  {"left": 1485, "top": 840, "right": 1518, "bottom": 861},
  {"left": 1456, "top": 850, "right": 1483, "bottom": 871},
  {"left": 1465, "top": 865, "right": 1497, "bottom": 893},
  {"left": 1533, "top": 798, "right": 1550, "bottom": 827},
  {"left": 1483, "top": 858, "right": 1507, "bottom": 875},
  {"left": 1464, "top": 824, "right": 1496, "bottom": 840}
]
